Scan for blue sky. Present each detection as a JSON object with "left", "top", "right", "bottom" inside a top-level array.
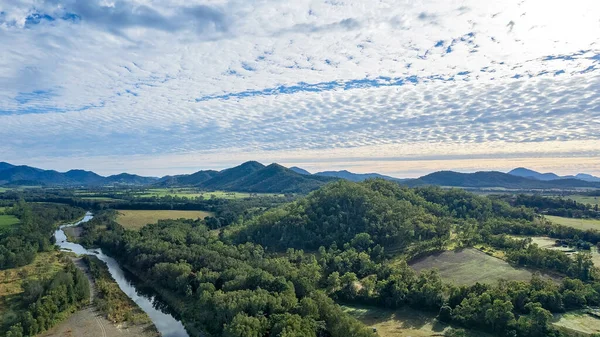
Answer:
[{"left": 1, "top": 0, "right": 599, "bottom": 177}]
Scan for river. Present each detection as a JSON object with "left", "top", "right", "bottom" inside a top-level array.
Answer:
[{"left": 54, "top": 212, "right": 189, "bottom": 337}]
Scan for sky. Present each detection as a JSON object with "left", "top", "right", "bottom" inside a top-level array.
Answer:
[{"left": 1, "top": 0, "right": 599, "bottom": 178}]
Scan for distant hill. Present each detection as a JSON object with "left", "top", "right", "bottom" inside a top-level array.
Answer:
[
  {"left": 0, "top": 163, "right": 157, "bottom": 186},
  {"left": 508, "top": 167, "right": 600, "bottom": 182},
  {"left": 106, "top": 173, "right": 159, "bottom": 185},
  {"left": 156, "top": 170, "right": 219, "bottom": 187},
  {"left": 406, "top": 171, "right": 600, "bottom": 189},
  {"left": 289, "top": 166, "right": 311, "bottom": 175},
  {"left": 0, "top": 162, "right": 15, "bottom": 172},
  {"left": 314, "top": 170, "right": 404, "bottom": 183},
  {"left": 201, "top": 161, "right": 266, "bottom": 190}
]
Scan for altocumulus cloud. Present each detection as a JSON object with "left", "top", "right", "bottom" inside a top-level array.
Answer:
[{"left": 0, "top": 0, "right": 599, "bottom": 176}]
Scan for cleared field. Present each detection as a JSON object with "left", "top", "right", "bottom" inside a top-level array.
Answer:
[
  {"left": 546, "top": 215, "right": 600, "bottom": 231},
  {"left": 410, "top": 248, "right": 556, "bottom": 285},
  {"left": 134, "top": 188, "right": 285, "bottom": 199},
  {"left": 0, "top": 214, "right": 19, "bottom": 229},
  {"left": 515, "top": 235, "right": 600, "bottom": 268},
  {"left": 116, "top": 209, "right": 214, "bottom": 230},
  {"left": 567, "top": 195, "right": 600, "bottom": 207},
  {"left": 552, "top": 310, "right": 600, "bottom": 336},
  {"left": 80, "top": 196, "right": 122, "bottom": 201},
  {"left": 342, "top": 305, "right": 488, "bottom": 337}
]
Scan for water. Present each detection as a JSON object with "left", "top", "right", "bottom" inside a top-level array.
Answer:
[{"left": 55, "top": 212, "right": 189, "bottom": 337}]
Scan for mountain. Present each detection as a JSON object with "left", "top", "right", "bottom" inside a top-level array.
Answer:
[
  {"left": 199, "top": 162, "right": 334, "bottom": 193},
  {"left": 314, "top": 170, "right": 404, "bottom": 183},
  {"left": 0, "top": 162, "right": 15, "bottom": 172},
  {"left": 576, "top": 174, "right": 600, "bottom": 183},
  {"left": 106, "top": 173, "right": 159, "bottom": 185},
  {"left": 201, "top": 161, "right": 266, "bottom": 190},
  {"left": 407, "top": 171, "right": 600, "bottom": 189},
  {"left": 0, "top": 163, "right": 157, "bottom": 186},
  {"left": 289, "top": 166, "right": 311, "bottom": 175},
  {"left": 155, "top": 170, "right": 219, "bottom": 187},
  {"left": 508, "top": 167, "right": 600, "bottom": 182}
]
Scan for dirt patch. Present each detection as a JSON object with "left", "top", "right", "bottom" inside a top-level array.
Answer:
[
  {"left": 40, "top": 307, "right": 158, "bottom": 337},
  {"left": 41, "top": 257, "right": 159, "bottom": 337}
]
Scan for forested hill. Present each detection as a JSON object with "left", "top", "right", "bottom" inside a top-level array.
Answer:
[
  {"left": 158, "top": 162, "right": 337, "bottom": 193},
  {"left": 233, "top": 179, "right": 533, "bottom": 251},
  {"left": 405, "top": 171, "right": 600, "bottom": 189}
]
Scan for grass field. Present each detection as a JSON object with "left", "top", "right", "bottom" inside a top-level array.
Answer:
[
  {"left": 0, "top": 214, "right": 19, "bottom": 229},
  {"left": 409, "top": 248, "right": 557, "bottom": 285},
  {"left": 342, "top": 304, "right": 488, "bottom": 337},
  {"left": 0, "top": 252, "right": 67, "bottom": 319},
  {"left": 567, "top": 195, "right": 600, "bottom": 207},
  {"left": 552, "top": 310, "right": 600, "bottom": 336},
  {"left": 80, "top": 197, "right": 122, "bottom": 201},
  {"left": 133, "top": 188, "right": 285, "bottom": 199},
  {"left": 546, "top": 215, "right": 600, "bottom": 231},
  {"left": 115, "top": 209, "right": 214, "bottom": 230}
]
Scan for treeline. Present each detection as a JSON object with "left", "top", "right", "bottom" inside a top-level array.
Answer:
[
  {"left": 4, "top": 261, "right": 90, "bottom": 337},
  {"left": 496, "top": 194, "right": 600, "bottom": 218},
  {"left": 0, "top": 202, "right": 85, "bottom": 269},
  {"left": 0, "top": 189, "right": 292, "bottom": 229}
]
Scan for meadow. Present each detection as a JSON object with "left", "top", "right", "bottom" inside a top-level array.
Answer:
[
  {"left": 552, "top": 310, "right": 600, "bottom": 336},
  {"left": 133, "top": 188, "right": 285, "bottom": 199},
  {"left": 409, "top": 248, "right": 557, "bottom": 285},
  {"left": 342, "top": 304, "right": 488, "bottom": 337},
  {"left": 566, "top": 195, "right": 600, "bottom": 206},
  {"left": 545, "top": 215, "right": 600, "bottom": 231},
  {"left": 115, "top": 209, "right": 214, "bottom": 230},
  {"left": 0, "top": 214, "right": 19, "bottom": 230}
]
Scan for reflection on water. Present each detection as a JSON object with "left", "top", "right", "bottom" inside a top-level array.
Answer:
[{"left": 55, "top": 212, "right": 189, "bottom": 337}]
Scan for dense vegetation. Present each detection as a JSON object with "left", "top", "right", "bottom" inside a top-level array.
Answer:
[
  {"left": 4, "top": 261, "right": 90, "bottom": 337},
  {"left": 0, "top": 202, "right": 84, "bottom": 269},
  {"left": 496, "top": 194, "right": 600, "bottom": 218},
  {"left": 71, "top": 180, "right": 600, "bottom": 337},
  {"left": 3, "top": 179, "right": 600, "bottom": 337}
]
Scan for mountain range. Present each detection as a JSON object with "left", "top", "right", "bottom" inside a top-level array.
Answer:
[
  {"left": 289, "top": 167, "right": 405, "bottom": 182},
  {"left": 508, "top": 167, "right": 600, "bottom": 182},
  {"left": 1, "top": 161, "right": 599, "bottom": 192}
]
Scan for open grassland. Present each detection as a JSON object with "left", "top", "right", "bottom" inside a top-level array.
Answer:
[
  {"left": 552, "top": 310, "right": 600, "bottom": 336},
  {"left": 116, "top": 209, "right": 214, "bottom": 230},
  {"left": 409, "top": 248, "right": 557, "bottom": 285},
  {"left": 566, "top": 195, "right": 600, "bottom": 206},
  {"left": 513, "top": 235, "right": 600, "bottom": 268},
  {"left": 0, "top": 214, "right": 19, "bottom": 230},
  {"left": 80, "top": 196, "right": 122, "bottom": 201},
  {"left": 0, "top": 251, "right": 66, "bottom": 317},
  {"left": 134, "top": 188, "right": 285, "bottom": 199},
  {"left": 342, "top": 305, "right": 488, "bottom": 337},
  {"left": 546, "top": 215, "right": 600, "bottom": 231}
]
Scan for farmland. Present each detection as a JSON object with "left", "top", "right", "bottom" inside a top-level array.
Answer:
[
  {"left": 115, "top": 209, "right": 214, "bottom": 230},
  {"left": 342, "top": 305, "right": 487, "bottom": 337},
  {"left": 0, "top": 214, "right": 19, "bottom": 230},
  {"left": 545, "top": 215, "right": 600, "bottom": 231},
  {"left": 552, "top": 310, "right": 600, "bottom": 336},
  {"left": 409, "top": 248, "right": 556, "bottom": 285},
  {"left": 566, "top": 195, "right": 600, "bottom": 206},
  {"left": 133, "top": 188, "right": 285, "bottom": 199}
]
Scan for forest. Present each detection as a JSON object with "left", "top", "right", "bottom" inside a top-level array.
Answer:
[
  {"left": 72, "top": 180, "right": 600, "bottom": 337},
  {"left": 3, "top": 180, "right": 600, "bottom": 336}
]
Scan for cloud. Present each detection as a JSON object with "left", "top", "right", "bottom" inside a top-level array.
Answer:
[{"left": 0, "top": 0, "right": 599, "bottom": 175}]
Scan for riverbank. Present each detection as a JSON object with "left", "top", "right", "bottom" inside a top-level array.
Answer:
[{"left": 54, "top": 212, "right": 188, "bottom": 337}]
